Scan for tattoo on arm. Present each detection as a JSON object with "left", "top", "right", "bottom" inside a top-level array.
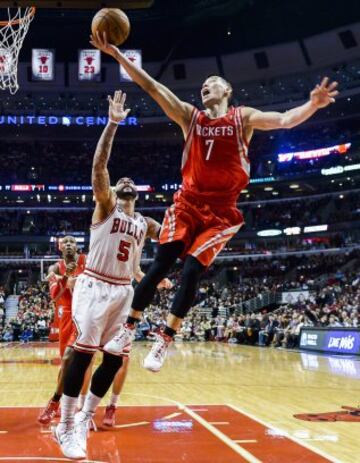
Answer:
[
  {"left": 92, "top": 123, "right": 118, "bottom": 202},
  {"left": 146, "top": 217, "right": 161, "bottom": 240}
]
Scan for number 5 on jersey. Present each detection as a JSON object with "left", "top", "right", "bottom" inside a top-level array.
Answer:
[
  {"left": 117, "top": 240, "right": 131, "bottom": 262},
  {"left": 205, "top": 139, "right": 215, "bottom": 161}
]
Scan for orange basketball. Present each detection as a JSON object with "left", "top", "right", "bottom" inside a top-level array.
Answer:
[{"left": 91, "top": 8, "right": 130, "bottom": 46}]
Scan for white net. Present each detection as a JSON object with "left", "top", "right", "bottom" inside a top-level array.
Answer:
[{"left": 0, "top": 7, "right": 35, "bottom": 94}]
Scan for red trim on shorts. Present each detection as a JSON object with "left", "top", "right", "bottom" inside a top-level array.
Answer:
[
  {"left": 90, "top": 204, "right": 117, "bottom": 229},
  {"left": 84, "top": 272, "right": 131, "bottom": 286},
  {"left": 84, "top": 267, "right": 131, "bottom": 285},
  {"left": 75, "top": 341, "right": 99, "bottom": 348},
  {"left": 73, "top": 345, "right": 97, "bottom": 354}
]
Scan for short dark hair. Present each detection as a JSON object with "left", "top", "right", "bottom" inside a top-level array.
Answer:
[{"left": 205, "top": 75, "right": 233, "bottom": 100}]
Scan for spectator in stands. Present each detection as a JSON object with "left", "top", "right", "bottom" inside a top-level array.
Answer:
[{"left": 258, "top": 314, "right": 279, "bottom": 346}]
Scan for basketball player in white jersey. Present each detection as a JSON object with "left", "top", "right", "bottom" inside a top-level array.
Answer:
[{"left": 54, "top": 90, "right": 171, "bottom": 460}]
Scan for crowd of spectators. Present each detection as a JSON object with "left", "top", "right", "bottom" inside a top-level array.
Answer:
[
  {"left": 0, "top": 252, "right": 359, "bottom": 351},
  {"left": 1, "top": 192, "right": 360, "bottom": 238},
  {"left": 0, "top": 115, "right": 359, "bottom": 188},
  {"left": 0, "top": 284, "right": 52, "bottom": 343},
  {"left": 2, "top": 58, "right": 360, "bottom": 115},
  {"left": 136, "top": 271, "right": 360, "bottom": 350}
]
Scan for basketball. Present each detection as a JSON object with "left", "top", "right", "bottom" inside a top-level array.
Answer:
[{"left": 91, "top": 8, "right": 130, "bottom": 46}]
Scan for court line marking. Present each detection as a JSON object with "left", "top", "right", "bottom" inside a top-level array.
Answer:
[
  {"left": 122, "top": 393, "right": 262, "bottom": 463},
  {"left": 182, "top": 406, "right": 262, "bottom": 463},
  {"left": 209, "top": 421, "right": 229, "bottom": 425},
  {"left": 0, "top": 400, "right": 261, "bottom": 463},
  {"left": 114, "top": 421, "right": 149, "bottom": 429},
  {"left": 227, "top": 404, "right": 343, "bottom": 463}
]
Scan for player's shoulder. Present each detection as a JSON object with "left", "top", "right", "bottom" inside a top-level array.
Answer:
[{"left": 239, "top": 106, "right": 258, "bottom": 118}]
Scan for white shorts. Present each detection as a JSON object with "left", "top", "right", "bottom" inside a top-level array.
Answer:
[{"left": 72, "top": 274, "right": 134, "bottom": 354}]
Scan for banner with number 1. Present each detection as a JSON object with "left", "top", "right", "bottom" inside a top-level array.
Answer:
[{"left": 32, "top": 49, "right": 55, "bottom": 81}]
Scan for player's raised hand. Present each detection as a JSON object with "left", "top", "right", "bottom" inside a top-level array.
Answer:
[
  {"left": 310, "top": 77, "right": 339, "bottom": 109},
  {"left": 108, "top": 90, "right": 131, "bottom": 123},
  {"left": 90, "top": 31, "right": 120, "bottom": 59},
  {"left": 157, "top": 278, "right": 173, "bottom": 290}
]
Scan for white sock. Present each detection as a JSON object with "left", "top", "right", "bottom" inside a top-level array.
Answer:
[
  {"left": 82, "top": 391, "right": 102, "bottom": 415},
  {"left": 77, "top": 394, "right": 86, "bottom": 410},
  {"left": 110, "top": 393, "right": 119, "bottom": 407},
  {"left": 60, "top": 394, "right": 78, "bottom": 426}
]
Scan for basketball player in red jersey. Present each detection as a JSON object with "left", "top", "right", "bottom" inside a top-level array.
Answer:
[
  {"left": 38, "top": 236, "right": 87, "bottom": 424},
  {"left": 91, "top": 32, "right": 339, "bottom": 372}
]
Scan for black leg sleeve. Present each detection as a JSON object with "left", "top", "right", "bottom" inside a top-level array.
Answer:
[
  {"left": 63, "top": 350, "right": 94, "bottom": 398},
  {"left": 90, "top": 352, "right": 123, "bottom": 398},
  {"left": 170, "top": 256, "right": 205, "bottom": 319}
]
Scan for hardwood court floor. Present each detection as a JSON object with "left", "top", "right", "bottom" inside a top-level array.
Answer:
[{"left": 0, "top": 341, "right": 359, "bottom": 462}]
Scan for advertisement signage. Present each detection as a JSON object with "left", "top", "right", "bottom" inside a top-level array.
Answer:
[
  {"left": 278, "top": 143, "right": 351, "bottom": 163},
  {"left": 300, "top": 328, "right": 360, "bottom": 355},
  {"left": 0, "top": 184, "right": 153, "bottom": 193},
  {"left": 0, "top": 115, "right": 138, "bottom": 127}
]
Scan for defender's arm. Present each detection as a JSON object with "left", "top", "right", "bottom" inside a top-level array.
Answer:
[{"left": 92, "top": 90, "right": 131, "bottom": 223}]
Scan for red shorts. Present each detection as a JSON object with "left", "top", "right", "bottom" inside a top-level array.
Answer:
[
  {"left": 159, "top": 191, "right": 244, "bottom": 267},
  {"left": 58, "top": 307, "right": 76, "bottom": 358}
]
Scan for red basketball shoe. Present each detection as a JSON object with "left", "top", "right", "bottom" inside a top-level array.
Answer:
[
  {"left": 103, "top": 405, "right": 116, "bottom": 427},
  {"left": 38, "top": 399, "right": 60, "bottom": 425}
]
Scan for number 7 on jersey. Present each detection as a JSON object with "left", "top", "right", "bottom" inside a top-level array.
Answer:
[{"left": 205, "top": 139, "right": 215, "bottom": 161}]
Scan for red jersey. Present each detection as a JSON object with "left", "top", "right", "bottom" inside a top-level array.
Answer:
[
  {"left": 49, "top": 254, "right": 86, "bottom": 309},
  {"left": 180, "top": 106, "right": 250, "bottom": 206}
]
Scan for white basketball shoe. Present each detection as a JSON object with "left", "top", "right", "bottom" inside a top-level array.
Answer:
[
  {"left": 74, "top": 410, "right": 93, "bottom": 454},
  {"left": 143, "top": 333, "right": 172, "bottom": 373},
  {"left": 53, "top": 422, "right": 86, "bottom": 460},
  {"left": 103, "top": 323, "right": 135, "bottom": 356}
]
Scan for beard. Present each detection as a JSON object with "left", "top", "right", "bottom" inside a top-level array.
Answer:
[{"left": 115, "top": 185, "right": 138, "bottom": 200}]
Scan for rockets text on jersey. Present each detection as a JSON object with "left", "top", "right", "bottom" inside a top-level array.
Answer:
[
  {"left": 180, "top": 106, "right": 250, "bottom": 206},
  {"left": 84, "top": 204, "right": 148, "bottom": 285}
]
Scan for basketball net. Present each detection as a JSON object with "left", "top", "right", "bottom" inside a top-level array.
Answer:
[{"left": 0, "top": 7, "right": 35, "bottom": 94}]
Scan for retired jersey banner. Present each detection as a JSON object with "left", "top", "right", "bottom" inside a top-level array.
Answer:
[
  {"left": 120, "top": 49, "right": 142, "bottom": 82},
  {"left": 32, "top": 49, "right": 55, "bottom": 81},
  {"left": 78, "top": 49, "right": 101, "bottom": 81},
  {"left": 0, "top": 49, "right": 13, "bottom": 75}
]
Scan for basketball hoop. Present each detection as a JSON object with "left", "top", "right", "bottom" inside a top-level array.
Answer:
[{"left": 0, "top": 7, "right": 35, "bottom": 94}]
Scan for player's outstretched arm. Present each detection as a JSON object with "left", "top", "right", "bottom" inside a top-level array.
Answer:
[
  {"left": 90, "top": 32, "right": 193, "bottom": 135},
  {"left": 92, "top": 90, "right": 130, "bottom": 221},
  {"left": 244, "top": 77, "right": 339, "bottom": 130}
]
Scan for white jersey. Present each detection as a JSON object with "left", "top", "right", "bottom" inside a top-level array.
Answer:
[{"left": 84, "top": 204, "right": 148, "bottom": 285}]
